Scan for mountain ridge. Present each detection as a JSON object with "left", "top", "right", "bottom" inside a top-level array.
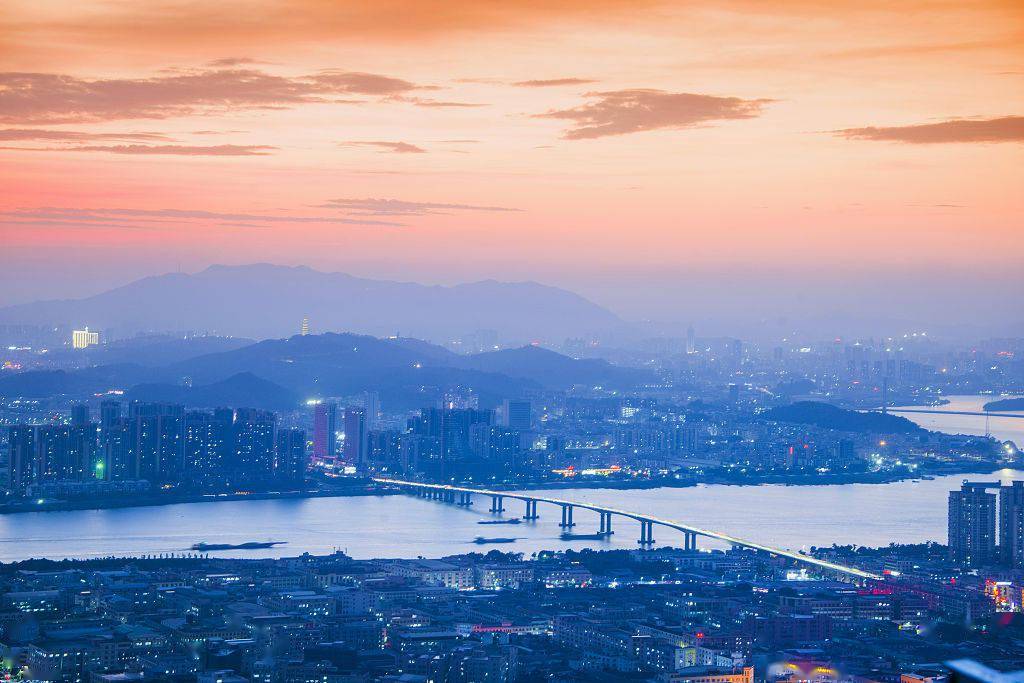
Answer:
[
  {"left": 0, "top": 332, "right": 653, "bottom": 410},
  {"left": 0, "top": 263, "right": 624, "bottom": 342}
]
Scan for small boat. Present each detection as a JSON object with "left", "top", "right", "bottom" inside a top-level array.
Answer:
[
  {"left": 191, "top": 541, "right": 286, "bottom": 551},
  {"left": 560, "top": 532, "right": 609, "bottom": 541},
  {"left": 473, "top": 536, "right": 517, "bottom": 544},
  {"left": 478, "top": 519, "right": 522, "bottom": 525}
]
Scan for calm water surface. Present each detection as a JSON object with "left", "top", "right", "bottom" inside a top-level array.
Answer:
[
  {"left": 0, "top": 395, "right": 1020, "bottom": 563},
  {"left": 892, "top": 394, "right": 1023, "bottom": 444}
]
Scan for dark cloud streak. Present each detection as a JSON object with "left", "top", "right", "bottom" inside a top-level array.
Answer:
[
  {"left": 322, "top": 197, "right": 522, "bottom": 216},
  {"left": 2, "top": 206, "right": 403, "bottom": 227},
  {"left": 4, "top": 143, "right": 278, "bottom": 155}
]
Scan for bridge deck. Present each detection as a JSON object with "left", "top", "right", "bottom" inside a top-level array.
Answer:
[{"left": 373, "top": 478, "right": 883, "bottom": 580}]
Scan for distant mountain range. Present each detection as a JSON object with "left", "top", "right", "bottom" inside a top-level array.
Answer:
[
  {"left": 0, "top": 332, "right": 653, "bottom": 410},
  {"left": 0, "top": 264, "right": 624, "bottom": 342}
]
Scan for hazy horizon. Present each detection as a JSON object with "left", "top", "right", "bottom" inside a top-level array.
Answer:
[
  {"left": 1, "top": 260, "right": 1021, "bottom": 342},
  {"left": 2, "top": 0, "right": 1022, "bottom": 342}
]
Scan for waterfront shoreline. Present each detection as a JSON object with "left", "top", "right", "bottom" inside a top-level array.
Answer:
[
  {"left": 2, "top": 460, "right": 1010, "bottom": 516},
  {"left": 502, "top": 462, "right": 1006, "bottom": 492},
  {"left": 0, "top": 485, "right": 396, "bottom": 515}
]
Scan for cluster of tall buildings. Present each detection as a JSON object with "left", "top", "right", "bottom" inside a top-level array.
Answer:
[
  {"left": 310, "top": 401, "right": 374, "bottom": 468},
  {"left": 948, "top": 480, "right": 1024, "bottom": 569},
  {"left": 7, "top": 401, "right": 306, "bottom": 498},
  {"left": 308, "top": 398, "right": 534, "bottom": 480}
]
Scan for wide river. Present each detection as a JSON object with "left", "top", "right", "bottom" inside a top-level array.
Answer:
[{"left": 0, "top": 395, "right": 1021, "bottom": 563}]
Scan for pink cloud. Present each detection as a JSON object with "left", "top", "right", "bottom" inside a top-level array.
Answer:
[
  {"left": 512, "top": 78, "right": 598, "bottom": 87},
  {"left": 311, "top": 71, "right": 436, "bottom": 95},
  {"left": 3, "top": 143, "right": 277, "bottom": 155},
  {"left": 536, "top": 88, "right": 771, "bottom": 139},
  {"left": 836, "top": 116, "right": 1024, "bottom": 143},
  {"left": 0, "top": 128, "right": 171, "bottom": 142},
  {"left": 0, "top": 68, "right": 437, "bottom": 124},
  {"left": 340, "top": 141, "right": 427, "bottom": 153}
]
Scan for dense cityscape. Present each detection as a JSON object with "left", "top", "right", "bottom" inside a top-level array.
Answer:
[
  {"left": 3, "top": 0, "right": 1022, "bottom": 679},
  {"left": 1, "top": 321, "right": 1023, "bottom": 682}
]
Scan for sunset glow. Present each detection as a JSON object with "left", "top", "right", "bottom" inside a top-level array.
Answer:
[{"left": 2, "top": 0, "right": 1022, "bottom": 330}]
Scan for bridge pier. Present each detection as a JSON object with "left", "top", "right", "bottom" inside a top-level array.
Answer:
[
  {"left": 522, "top": 499, "right": 539, "bottom": 520},
  {"left": 489, "top": 495, "right": 504, "bottom": 513},
  {"left": 598, "top": 511, "right": 614, "bottom": 535},
  {"left": 683, "top": 531, "right": 697, "bottom": 551},
  {"left": 638, "top": 520, "right": 655, "bottom": 546},
  {"left": 559, "top": 504, "right": 576, "bottom": 528},
  {"left": 457, "top": 492, "right": 473, "bottom": 506}
]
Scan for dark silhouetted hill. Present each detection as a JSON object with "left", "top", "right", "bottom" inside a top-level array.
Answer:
[
  {"left": 760, "top": 401, "right": 925, "bottom": 434},
  {"left": 0, "top": 333, "right": 648, "bottom": 410},
  {"left": 983, "top": 397, "right": 1024, "bottom": 412},
  {"left": 126, "top": 372, "right": 297, "bottom": 411},
  {"left": 450, "top": 345, "right": 653, "bottom": 389}
]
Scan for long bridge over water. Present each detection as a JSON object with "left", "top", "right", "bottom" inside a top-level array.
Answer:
[{"left": 373, "top": 478, "right": 883, "bottom": 581}]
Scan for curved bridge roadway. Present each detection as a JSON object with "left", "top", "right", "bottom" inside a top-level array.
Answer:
[{"left": 372, "top": 478, "right": 882, "bottom": 581}]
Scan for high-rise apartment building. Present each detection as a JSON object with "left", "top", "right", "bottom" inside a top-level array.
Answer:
[
  {"left": 502, "top": 399, "right": 532, "bottom": 431},
  {"left": 312, "top": 402, "right": 337, "bottom": 461},
  {"left": 1000, "top": 481, "right": 1024, "bottom": 569},
  {"left": 71, "top": 403, "right": 91, "bottom": 426},
  {"left": 232, "top": 408, "right": 277, "bottom": 486},
  {"left": 948, "top": 482, "right": 998, "bottom": 567},
  {"left": 72, "top": 327, "right": 100, "bottom": 349},
  {"left": 276, "top": 428, "right": 308, "bottom": 485},
  {"left": 344, "top": 407, "right": 367, "bottom": 470},
  {"left": 364, "top": 392, "right": 380, "bottom": 431}
]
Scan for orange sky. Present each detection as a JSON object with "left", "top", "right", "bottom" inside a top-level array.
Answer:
[{"left": 1, "top": 0, "right": 1022, "bottom": 329}]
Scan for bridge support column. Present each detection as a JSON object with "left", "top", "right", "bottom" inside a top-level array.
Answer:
[
  {"left": 523, "top": 500, "right": 539, "bottom": 520},
  {"left": 638, "top": 520, "right": 654, "bottom": 546},
  {"left": 490, "top": 495, "right": 504, "bottom": 513},
  {"left": 560, "top": 504, "right": 575, "bottom": 528},
  {"left": 683, "top": 532, "right": 697, "bottom": 551},
  {"left": 599, "top": 512, "right": 614, "bottom": 535},
  {"left": 457, "top": 492, "right": 472, "bottom": 506}
]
